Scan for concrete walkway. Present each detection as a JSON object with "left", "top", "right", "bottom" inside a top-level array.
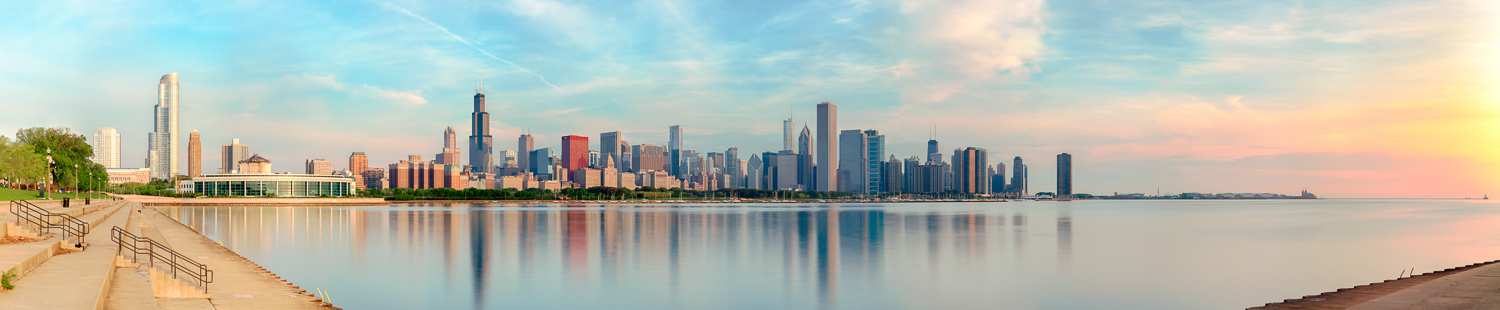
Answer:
[
  {"left": 139, "top": 206, "right": 330, "bottom": 310},
  {"left": 0, "top": 203, "right": 127, "bottom": 309},
  {"left": 1350, "top": 262, "right": 1500, "bottom": 309}
]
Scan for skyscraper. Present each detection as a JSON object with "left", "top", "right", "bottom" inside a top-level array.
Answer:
[
  {"left": 468, "top": 78, "right": 494, "bottom": 173},
  {"left": 149, "top": 73, "right": 180, "bottom": 179},
  {"left": 92, "top": 127, "right": 120, "bottom": 168},
  {"left": 797, "top": 125, "right": 813, "bottom": 190},
  {"left": 816, "top": 102, "right": 837, "bottom": 191},
  {"left": 864, "top": 129, "right": 885, "bottom": 195},
  {"left": 438, "top": 127, "right": 460, "bottom": 165},
  {"left": 783, "top": 115, "right": 794, "bottom": 151},
  {"left": 518, "top": 133, "right": 534, "bottom": 173},
  {"left": 725, "top": 147, "right": 741, "bottom": 188},
  {"left": 956, "top": 147, "right": 988, "bottom": 194},
  {"left": 885, "top": 155, "right": 903, "bottom": 193},
  {"left": 562, "top": 135, "right": 589, "bottom": 176},
  {"left": 221, "top": 139, "right": 249, "bottom": 174},
  {"left": 669, "top": 125, "right": 683, "bottom": 178},
  {"left": 837, "top": 129, "right": 866, "bottom": 193},
  {"left": 1010, "top": 156, "right": 1025, "bottom": 194},
  {"left": 188, "top": 129, "right": 201, "bottom": 177},
  {"left": 600, "top": 131, "right": 622, "bottom": 169},
  {"left": 927, "top": 138, "right": 939, "bottom": 163},
  {"left": 1057, "top": 153, "right": 1073, "bottom": 198},
  {"left": 305, "top": 159, "right": 332, "bottom": 175},
  {"left": 350, "top": 152, "right": 369, "bottom": 189}
]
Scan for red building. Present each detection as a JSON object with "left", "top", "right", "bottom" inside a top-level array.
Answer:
[{"left": 562, "top": 135, "right": 589, "bottom": 175}]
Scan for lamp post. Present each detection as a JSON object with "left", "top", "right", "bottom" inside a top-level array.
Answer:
[
  {"left": 74, "top": 163, "right": 79, "bottom": 198},
  {"left": 45, "top": 148, "right": 52, "bottom": 200}
]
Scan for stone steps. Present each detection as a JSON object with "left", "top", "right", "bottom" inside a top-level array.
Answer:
[{"left": 0, "top": 203, "right": 131, "bottom": 309}]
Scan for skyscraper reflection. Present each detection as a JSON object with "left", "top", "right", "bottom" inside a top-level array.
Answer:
[{"left": 158, "top": 204, "right": 1062, "bottom": 310}]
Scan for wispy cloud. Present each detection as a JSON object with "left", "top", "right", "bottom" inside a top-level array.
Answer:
[{"left": 379, "top": 2, "right": 562, "bottom": 91}]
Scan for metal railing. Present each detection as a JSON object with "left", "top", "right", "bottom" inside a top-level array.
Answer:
[
  {"left": 111, "top": 226, "right": 213, "bottom": 293},
  {"left": 8, "top": 200, "right": 88, "bottom": 244}
]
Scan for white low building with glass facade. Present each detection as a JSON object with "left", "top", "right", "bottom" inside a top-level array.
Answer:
[{"left": 193, "top": 173, "right": 355, "bottom": 197}]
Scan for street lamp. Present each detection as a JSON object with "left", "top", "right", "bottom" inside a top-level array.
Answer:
[{"left": 45, "top": 148, "right": 52, "bottom": 200}]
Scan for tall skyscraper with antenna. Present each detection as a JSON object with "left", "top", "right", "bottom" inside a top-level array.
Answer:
[
  {"left": 927, "top": 124, "right": 940, "bottom": 163},
  {"left": 469, "top": 78, "right": 494, "bottom": 173},
  {"left": 783, "top": 109, "right": 794, "bottom": 151}
]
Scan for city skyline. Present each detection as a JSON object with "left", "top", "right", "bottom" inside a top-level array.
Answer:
[{"left": 2, "top": 0, "right": 1496, "bottom": 197}]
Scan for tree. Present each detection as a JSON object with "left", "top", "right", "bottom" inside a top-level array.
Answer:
[
  {"left": 16, "top": 127, "right": 96, "bottom": 190},
  {"left": 0, "top": 135, "right": 49, "bottom": 190}
]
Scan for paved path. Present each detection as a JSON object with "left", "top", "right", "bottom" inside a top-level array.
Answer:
[
  {"left": 0, "top": 204, "right": 127, "bottom": 309},
  {"left": 103, "top": 201, "right": 158, "bottom": 310},
  {"left": 1350, "top": 262, "right": 1500, "bottom": 309},
  {"left": 140, "top": 206, "right": 330, "bottom": 310}
]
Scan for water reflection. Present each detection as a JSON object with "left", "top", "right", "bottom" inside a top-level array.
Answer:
[
  {"left": 155, "top": 200, "right": 1500, "bottom": 309},
  {"left": 160, "top": 204, "right": 1048, "bottom": 309}
]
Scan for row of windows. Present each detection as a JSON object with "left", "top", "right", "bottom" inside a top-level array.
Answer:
[{"left": 194, "top": 180, "right": 352, "bottom": 197}]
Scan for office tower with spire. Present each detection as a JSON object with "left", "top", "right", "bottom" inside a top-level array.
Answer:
[
  {"left": 221, "top": 139, "right": 249, "bottom": 174},
  {"left": 1057, "top": 153, "right": 1072, "bottom": 199},
  {"left": 518, "top": 133, "right": 534, "bottom": 173},
  {"left": 149, "top": 73, "right": 180, "bottom": 179},
  {"left": 92, "top": 127, "right": 120, "bottom": 168},
  {"left": 927, "top": 126, "right": 940, "bottom": 163},
  {"left": 797, "top": 125, "right": 813, "bottom": 190},
  {"left": 469, "top": 78, "right": 494, "bottom": 173},
  {"left": 436, "top": 127, "right": 460, "bottom": 165},
  {"left": 816, "top": 101, "right": 837, "bottom": 191},
  {"left": 783, "top": 112, "right": 794, "bottom": 151},
  {"left": 188, "top": 129, "right": 201, "bottom": 177},
  {"left": 669, "top": 125, "right": 683, "bottom": 178}
]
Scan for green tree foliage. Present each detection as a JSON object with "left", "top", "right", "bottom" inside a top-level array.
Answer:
[
  {"left": 15, "top": 127, "right": 102, "bottom": 190},
  {"left": 0, "top": 136, "right": 49, "bottom": 189}
]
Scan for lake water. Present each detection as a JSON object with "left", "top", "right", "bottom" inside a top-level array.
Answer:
[{"left": 157, "top": 199, "right": 1500, "bottom": 309}]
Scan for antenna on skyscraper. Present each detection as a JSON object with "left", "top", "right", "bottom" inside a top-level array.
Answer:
[{"left": 477, "top": 76, "right": 484, "bottom": 94}]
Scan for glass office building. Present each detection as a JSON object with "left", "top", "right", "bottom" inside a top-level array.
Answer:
[{"left": 193, "top": 173, "right": 355, "bottom": 197}]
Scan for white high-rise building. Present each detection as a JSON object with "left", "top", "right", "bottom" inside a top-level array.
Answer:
[
  {"left": 816, "top": 101, "right": 837, "bottom": 191},
  {"left": 92, "top": 127, "right": 121, "bottom": 168},
  {"left": 149, "top": 73, "right": 180, "bottom": 179}
]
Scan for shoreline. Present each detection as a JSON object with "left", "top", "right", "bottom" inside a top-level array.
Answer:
[{"left": 1250, "top": 260, "right": 1500, "bottom": 309}]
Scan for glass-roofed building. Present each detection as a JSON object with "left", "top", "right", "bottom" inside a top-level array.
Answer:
[{"left": 193, "top": 173, "right": 355, "bottom": 197}]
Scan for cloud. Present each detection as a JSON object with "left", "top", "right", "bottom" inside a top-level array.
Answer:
[
  {"left": 887, "top": 0, "right": 1047, "bottom": 104},
  {"left": 379, "top": 2, "right": 563, "bottom": 91},
  {"left": 364, "top": 85, "right": 427, "bottom": 105}
]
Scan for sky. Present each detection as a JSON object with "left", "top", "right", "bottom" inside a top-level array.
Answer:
[{"left": 1, "top": 0, "right": 1497, "bottom": 198}]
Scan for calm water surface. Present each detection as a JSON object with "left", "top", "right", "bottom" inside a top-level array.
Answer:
[{"left": 159, "top": 199, "right": 1500, "bottom": 309}]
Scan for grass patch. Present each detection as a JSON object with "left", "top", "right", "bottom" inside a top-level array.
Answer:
[{"left": 0, "top": 188, "right": 111, "bottom": 201}]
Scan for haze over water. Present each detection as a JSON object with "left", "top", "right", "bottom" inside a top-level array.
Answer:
[{"left": 160, "top": 200, "right": 1500, "bottom": 309}]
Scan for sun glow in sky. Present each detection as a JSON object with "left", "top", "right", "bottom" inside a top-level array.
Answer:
[{"left": 0, "top": 0, "right": 1496, "bottom": 197}]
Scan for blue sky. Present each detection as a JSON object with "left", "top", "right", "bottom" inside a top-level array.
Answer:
[{"left": 2, "top": 0, "right": 1496, "bottom": 197}]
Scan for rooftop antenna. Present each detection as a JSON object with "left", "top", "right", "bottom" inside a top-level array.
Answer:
[{"left": 477, "top": 76, "right": 483, "bottom": 94}]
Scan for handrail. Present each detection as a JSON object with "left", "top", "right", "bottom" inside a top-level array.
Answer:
[
  {"left": 8, "top": 200, "right": 89, "bottom": 244},
  {"left": 111, "top": 226, "right": 213, "bottom": 293}
]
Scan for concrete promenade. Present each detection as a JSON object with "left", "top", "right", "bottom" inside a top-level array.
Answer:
[
  {"left": 136, "top": 205, "right": 330, "bottom": 309},
  {"left": 1253, "top": 260, "right": 1500, "bottom": 309},
  {"left": 0, "top": 202, "right": 127, "bottom": 309},
  {"left": 0, "top": 197, "right": 336, "bottom": 309}
]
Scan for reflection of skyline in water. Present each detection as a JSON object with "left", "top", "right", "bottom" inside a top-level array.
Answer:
[
  {"left": 160, "top": 204, "right": 1039, "bottom": 309},
  {"left": 157, "top": 200, "right": 1500, "bottom": 309}
]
